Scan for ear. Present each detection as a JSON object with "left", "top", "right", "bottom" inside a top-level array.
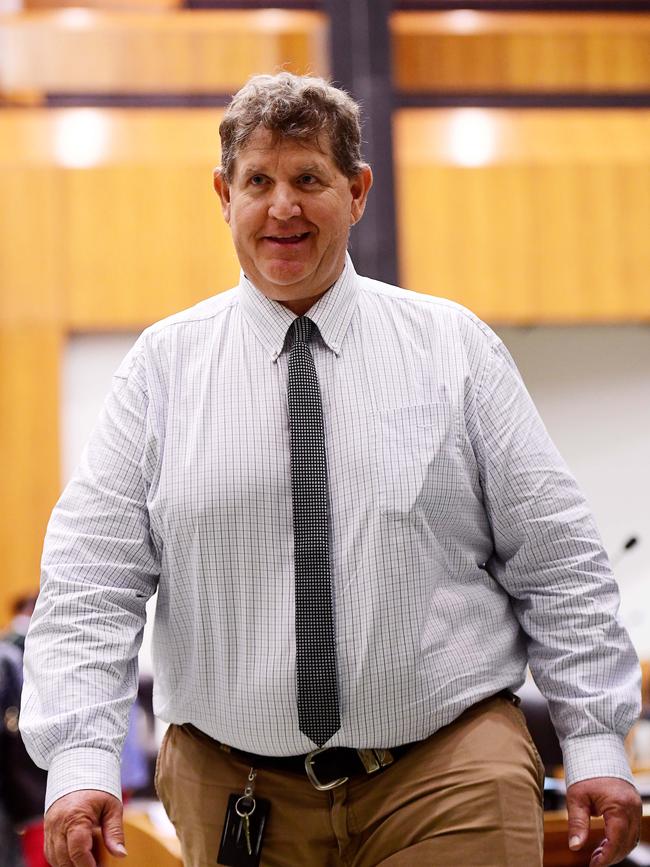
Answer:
[
  {"left": 349, "top": 164, "right": 373, "bottom": 226},
  {"left": 213, "top": 167, "right": 232, "bottom": 223}
]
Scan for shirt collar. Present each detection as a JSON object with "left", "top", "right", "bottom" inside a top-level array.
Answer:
[{"left": 237, "top": 253, "right": 360, "bottom": 361}]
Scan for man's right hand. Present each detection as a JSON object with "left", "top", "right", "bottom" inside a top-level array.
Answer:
[{"left": 44, "top": 789, "right": 127, "bottom": 867}]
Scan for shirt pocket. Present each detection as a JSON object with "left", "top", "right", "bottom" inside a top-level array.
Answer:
[{"left": 378, "top": 402, "right": 458, "bottom": 519}]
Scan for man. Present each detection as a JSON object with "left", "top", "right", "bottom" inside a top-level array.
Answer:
[{"left": 21, "top": 73, "right": 641, "bottom": 866}]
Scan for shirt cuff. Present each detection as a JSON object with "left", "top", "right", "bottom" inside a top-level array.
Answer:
[
  {"left": 45, "top": 748, "right": 123, "bottom": 813},
  {"left": 562, "top": 734, "right": 635, "bottom": 789}
]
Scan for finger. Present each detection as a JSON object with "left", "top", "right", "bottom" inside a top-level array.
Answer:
[
  {"left": 44, "top": 833, "right": 56, "bottom": 866},
  {"left": 91, "top": 827, "right": 103, "bottom": 861},
  {"left": 589, "top": 840, "right": 606, "bottom": 866},
  {"left": 51, "top": 832, "right": 74, "bottom": 867},
  {"left": 567, "top": 796, "right": 592, "bottom": 850},
  {"left": 66, "top": 825, "right": 97, "bottom": 867},
  {"left": 100, "top": 796, "right": 127, "bottom": 857},
  {"left": 597, "top": 809, "right": 640, "bottom": 866},
  {"left": 591, "top": 833, "right": 634, "bottom": 866},
  {"left": 44, "top": 819, "right": 60, "bottom": 866}
]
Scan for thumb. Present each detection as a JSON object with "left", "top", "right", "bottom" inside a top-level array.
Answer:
[
  {"left": 101, "top": 797, "right": 127, "bottom": 857},
  {"left": 567, "top": 794, "right": 591, "bottom": 851}
]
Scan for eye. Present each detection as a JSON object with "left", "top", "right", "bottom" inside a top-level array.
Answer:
[
  {"left": 299, "top": 174, "right": 318, "bottom": 185},
  {"left": 249, "top": 175, "right": 266, "bottom": 186}
]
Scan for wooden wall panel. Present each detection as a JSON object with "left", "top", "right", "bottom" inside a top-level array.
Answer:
[
  {"left": 0, "top": 115, "right": 65, "bottom": 624},
  {"left": 60, "top": 110, "right": 239, "bottom": 328},
  {"left": 64, "top": 162, "right": 239, "bottom": 328},
  {"left": 0, "top": 10, "right": 328, "bottom": 96},
  {"left": 0, "top": 328, "right": 61, "bottom": 624},
  {"left": 0, "top": 166, "right": 63, "bottom": 325},
  {"left": 395, "top": 109, "right": 650, "bottom": 323},
  {"left": 1, "top": 109, "right": 240, "bottom": 328},
  {"left": 392, "top": 13, "right": 650, "bottom": 92}
]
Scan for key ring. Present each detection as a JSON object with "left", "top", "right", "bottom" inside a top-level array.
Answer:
[{"left": 235, "top": 796, "right": 256, "bottom": 818}]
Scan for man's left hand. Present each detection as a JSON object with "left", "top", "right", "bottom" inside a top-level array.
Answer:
[{"left": 566, "top": 776, "right": 642, "bottom": 866}]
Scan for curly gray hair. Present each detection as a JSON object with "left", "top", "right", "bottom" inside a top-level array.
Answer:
[{"left": 219, "top": 72, "right": 365, "bottom": 182}]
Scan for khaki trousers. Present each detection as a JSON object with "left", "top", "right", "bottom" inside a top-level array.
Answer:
[{"left": 155, "top": 694, "right": 545, "bottom": 866}]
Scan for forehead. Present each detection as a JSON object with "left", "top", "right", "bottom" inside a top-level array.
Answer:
[{"left": 233, "top": 126, "right": 337, "bottom": 173}]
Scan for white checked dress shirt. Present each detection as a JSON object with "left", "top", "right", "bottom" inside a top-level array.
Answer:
[{"left": 21, "top": 255, "right": 640, "bottom": 811}]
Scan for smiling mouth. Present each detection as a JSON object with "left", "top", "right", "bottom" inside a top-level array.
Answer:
[{"left": 264, "top": 232, "right": 310, "bottom": 245}]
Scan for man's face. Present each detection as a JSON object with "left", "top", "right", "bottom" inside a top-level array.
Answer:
[{"left": 214, "top": 127, "right": 372, "bottom": 313}]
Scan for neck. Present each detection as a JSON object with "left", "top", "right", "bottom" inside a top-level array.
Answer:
[{"left": 280, "top": 290, "right": 329, "bottom": 317}]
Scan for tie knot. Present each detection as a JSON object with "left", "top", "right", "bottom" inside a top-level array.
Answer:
[{"left": 292, "top": 316, "right": 314, "bottom": 345}]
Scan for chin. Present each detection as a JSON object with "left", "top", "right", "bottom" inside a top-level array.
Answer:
[{"left": 263, "top": 266, "right": 312, "bottom": 289}]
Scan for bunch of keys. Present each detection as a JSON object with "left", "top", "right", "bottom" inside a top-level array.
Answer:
[
  {"left": 217, "top": 767, "right": 270, "bottom": 867},
  {"left": 235, "top": 769, "right": 257, "bottom": 855}
]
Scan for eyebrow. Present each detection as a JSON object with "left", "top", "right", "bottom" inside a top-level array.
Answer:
[
  {"left": 295, "top": 164, "right": 327, "bottom": 175},
  {"left": 240, "top": 163, "right": 329, "bottom": 177}
]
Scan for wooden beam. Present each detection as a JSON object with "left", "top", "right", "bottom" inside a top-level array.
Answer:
[
  {"left": 0, "top": 10, "right": 328, "bottom": 96},
  {"left": 393, "top": 12, "right": 650, "bottom": 93},
  {"left": 0, "top": 327, "right": 61, "bottom": 624}
]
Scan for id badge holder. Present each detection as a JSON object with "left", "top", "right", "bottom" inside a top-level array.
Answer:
[{"left": 217, "top": 769, "right": 270, "bottom": 867}]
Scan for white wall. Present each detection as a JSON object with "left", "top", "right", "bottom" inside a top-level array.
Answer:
[
  {"left": 62, "top": 334, "right": 139, "bottom": 483},
  {"left": 62, "top": 326, "right": 650, "bottom": 660},
  {"left": 63, "top": 333, "right": 157, "bottom": 674}
]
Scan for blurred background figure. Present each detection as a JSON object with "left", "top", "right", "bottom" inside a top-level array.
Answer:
[
  {"left": 0, "top": 594, "right": 47, "bottom": 867},
  {"left": 1, "top": 638, "right": 26, "bottom": 867},
  {"left": 120, "top": 702, "right": 153, "bottom": 805},
  {"left": 3, "top": 596, "right": 36, "bottom": 652},
  {"left": 0, "top": 594, "right": 152, "bottom": 866}
]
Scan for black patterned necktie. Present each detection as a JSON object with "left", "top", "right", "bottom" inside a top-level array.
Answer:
[{"left": 287, "top": 316, "right": 341, "bottom": 747}]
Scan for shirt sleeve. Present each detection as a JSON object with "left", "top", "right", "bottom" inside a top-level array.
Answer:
[
  {"left": 469, "top": 332, "right": 641, "bottom": 788},
  {"left": 20, "top": 343, "right": 160, "bottom": 812}
]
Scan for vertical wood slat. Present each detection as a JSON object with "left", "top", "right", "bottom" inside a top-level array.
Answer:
[
  {"left": 1, "top": 122, "right": 64, "bottom": 622},
  {"left": 0, "top": 328, "right": 61, "bottom": 623},
  {"left": 0, "top": 166, "right": 63, "bottom": 325}
]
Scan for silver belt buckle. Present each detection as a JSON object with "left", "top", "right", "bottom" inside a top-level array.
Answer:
[
  {"left": 304, "top": 747, "right": 349, "bottom": 791},
  {"left": 304, "top": 747, "right": 396, "bottom": 791}
]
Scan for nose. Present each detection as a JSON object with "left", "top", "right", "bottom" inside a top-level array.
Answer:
[{"left": 268, "top": 183, "right": 301, "bottom": 221}]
